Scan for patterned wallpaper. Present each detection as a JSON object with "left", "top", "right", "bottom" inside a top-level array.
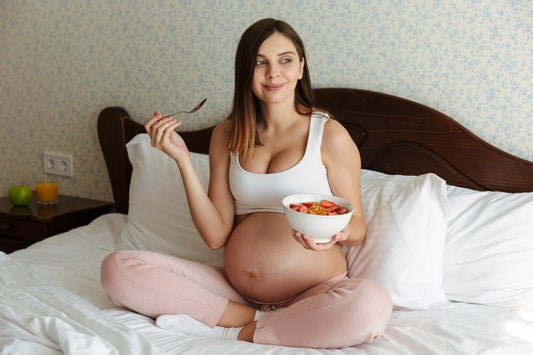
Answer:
[{"left": 1, "top": 0, "right": 532, "bottom": 202}]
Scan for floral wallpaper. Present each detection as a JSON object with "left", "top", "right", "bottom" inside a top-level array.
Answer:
[{"left": 1, "top": 0, "right": 531, "bottom": 201}]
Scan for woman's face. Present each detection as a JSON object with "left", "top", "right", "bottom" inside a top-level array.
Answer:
[{"left": 251, "top": 32, "right": 305, "bottom": 107}]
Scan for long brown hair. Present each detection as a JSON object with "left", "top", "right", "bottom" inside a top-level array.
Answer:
[{"left": 228, "top": 18, "right": 314, "bottom": 156}]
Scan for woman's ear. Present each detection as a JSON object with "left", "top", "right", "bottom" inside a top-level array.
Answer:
[{"left": 298, "top": 57, "right": 305, "bottom": 79}]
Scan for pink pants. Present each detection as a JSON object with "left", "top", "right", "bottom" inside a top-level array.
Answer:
[{"left": 100, "top": 250, "right": 392, "bottom": 348}]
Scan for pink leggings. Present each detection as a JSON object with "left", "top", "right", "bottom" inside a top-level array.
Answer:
[{"left": 100, "top": 250, "right": 392, "bottom": 348}]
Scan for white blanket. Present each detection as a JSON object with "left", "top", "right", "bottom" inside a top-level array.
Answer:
[{"left": 1, "top": 214, "right": 532, "bottom": 354}]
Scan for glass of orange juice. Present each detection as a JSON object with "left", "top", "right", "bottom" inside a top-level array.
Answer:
[{"left": 35, "top": 181, "right": 59, "bottom": 205}]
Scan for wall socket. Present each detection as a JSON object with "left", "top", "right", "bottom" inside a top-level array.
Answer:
[{"left": 43, "top": 151, "right": 74, "bottom": 177}]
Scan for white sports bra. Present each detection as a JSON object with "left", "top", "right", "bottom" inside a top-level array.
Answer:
[{"left": 229, "top": 112, "right": 333, "bottom": 215}]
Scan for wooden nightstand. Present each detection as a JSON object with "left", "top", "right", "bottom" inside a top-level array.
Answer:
[{"left": 0, "top": 194, "right": 114, "bottom": 253}]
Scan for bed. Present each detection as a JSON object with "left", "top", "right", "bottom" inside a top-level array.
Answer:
[{"left": 1, "top": 88, "right": 532, "bottom": 354}]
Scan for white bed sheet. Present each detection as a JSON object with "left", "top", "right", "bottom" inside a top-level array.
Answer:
[{"left": 1, "top": 214, "right": 532, "bottom": 354}]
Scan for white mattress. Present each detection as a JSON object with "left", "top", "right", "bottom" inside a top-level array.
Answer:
[{"left": 1, "top": 214, "right": 532, "bottom": 354}]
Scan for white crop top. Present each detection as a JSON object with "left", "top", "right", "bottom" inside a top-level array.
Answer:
[{"left": 229, "top": 112, "right": 333, "bottom": 215}]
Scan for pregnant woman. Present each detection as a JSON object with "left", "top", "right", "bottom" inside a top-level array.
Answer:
[{"left": 101, "top": 18, "right": 392, "bottom": 349}]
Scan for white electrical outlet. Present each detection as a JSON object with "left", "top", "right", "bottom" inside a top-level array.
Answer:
[{"left": 43, "top": 151, "right": 74, "bottom": 177}]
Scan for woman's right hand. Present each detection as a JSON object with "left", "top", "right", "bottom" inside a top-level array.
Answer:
[{"left": 144, "top": 110, "right": 188, "bottom": 161}]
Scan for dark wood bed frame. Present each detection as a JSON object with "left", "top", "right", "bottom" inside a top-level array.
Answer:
[{"left": 98, "top": 88, "right": 533, "bottom": 214}]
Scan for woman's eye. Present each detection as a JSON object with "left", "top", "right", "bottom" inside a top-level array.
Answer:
[
  {"left": 255, "top": 60, "right": 265, "bottom": 66},
  {"left": 281, "top": 58, "right": 292, "bottom": 64}
]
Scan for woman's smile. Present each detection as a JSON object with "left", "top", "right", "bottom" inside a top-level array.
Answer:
[{"left": 264, "top": 83, "right": 285, "bottom": 91}]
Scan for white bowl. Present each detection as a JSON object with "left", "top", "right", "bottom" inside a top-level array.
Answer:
[{"left": 282, "top": 193, "right": 355, "bottom": 243}]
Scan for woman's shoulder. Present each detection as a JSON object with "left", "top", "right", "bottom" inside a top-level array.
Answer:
[
  {"left": 212, "top": 119, "right": 232, "bottom": 137},
  {"left": 214, "top": 118, "right": 232, "bottom": 130},
  {"left": 314, "top": 112, "right": 347, "bottom": 137},
  {"left": 318, "top": 112, "right": 358, "bottom": 152},
  {"left": 210, "top": 119, "right": 232, "bottom": 151},
  {"left": 311, "top": 110, "right": 346, "bottom": 133},
  {"left": 312, "top": 110, "right": 332, "bottom": 121}
]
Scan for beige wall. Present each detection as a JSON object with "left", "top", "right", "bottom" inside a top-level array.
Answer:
[{"left": 1, "top": 0, "right": 532, "bottom": 201}]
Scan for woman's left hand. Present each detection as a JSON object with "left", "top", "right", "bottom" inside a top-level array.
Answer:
[{"left": 291, "top": 230, "right": 348, "bottom": 251}]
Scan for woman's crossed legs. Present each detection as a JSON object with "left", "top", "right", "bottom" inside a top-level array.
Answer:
[{"left": 100, "top": 249, "right": 392, "bottom": 348}]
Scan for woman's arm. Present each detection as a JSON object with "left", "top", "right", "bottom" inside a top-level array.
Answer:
[
  {"left": 293, "top": 118, "right": 366, "bottom": 250},
  {"left": 321, "top": 119, "right": 366, "bottom": 246},
  {"left": 145, "top": 113, "right": 235, "bottom": 250},
  {"left": 192, "top": 121, "right": 235, "bottom": 249}
]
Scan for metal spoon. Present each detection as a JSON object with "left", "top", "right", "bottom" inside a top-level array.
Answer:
[{"left": 162, "top": 98, "right": 207, "bottom": 118}]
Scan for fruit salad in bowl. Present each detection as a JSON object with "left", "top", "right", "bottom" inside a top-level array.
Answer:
[{"left": 282, "top": 193, "right": 355, "bottom": 243}]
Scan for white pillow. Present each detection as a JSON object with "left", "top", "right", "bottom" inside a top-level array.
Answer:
[
  {"left": 444, "top": 185, "right": 533, "bottom": 308},
  {"left": 343, "top": 170, "right": 449, "bottom": 310},
  {"left": 120, "top": 134, "right": 224, "bottom": 267}
]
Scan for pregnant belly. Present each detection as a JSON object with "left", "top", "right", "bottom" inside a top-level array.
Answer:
[{"left": 223, "top": 213, "right": 347, "bottom": 303}]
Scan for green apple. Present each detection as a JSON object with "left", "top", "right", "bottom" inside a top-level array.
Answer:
[{"left": 8, "top": 185, "right": 33, "bottom": 206}]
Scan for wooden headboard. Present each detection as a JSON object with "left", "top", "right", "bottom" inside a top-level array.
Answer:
[{"left": 98, "top": 88, "right": 533, "bottom": 214}]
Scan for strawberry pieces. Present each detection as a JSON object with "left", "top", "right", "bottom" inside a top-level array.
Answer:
[
  {"left": 290, "top": 200, "right": 349, "bottom": 215},
  {"left": 320, "top": 200, "right": 336, "bottom": 208},
  {"left": 290, "top": 203, "right": 309, "bottom": 213}
]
